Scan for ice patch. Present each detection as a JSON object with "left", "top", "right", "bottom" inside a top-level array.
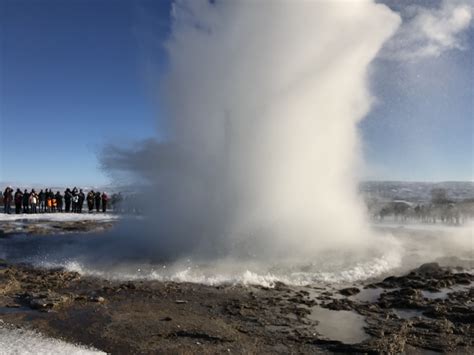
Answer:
[{"left": 0, "top": 322, "right": 104, "bottom": 354}]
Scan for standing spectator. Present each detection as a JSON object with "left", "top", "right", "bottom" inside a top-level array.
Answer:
[
  {"left": 78, "top": 189, "right": 85, "bottom": 213},
  {"left": 64, "top": 188, "right": 72, "bottom": 212},
  {"left": 29, "top": 189, "right": 38, "bottom": 213},
  {"left": 51, "top": 192, "right": 57, "bottom": 212},
  {"left": 55, "top": 191, "right": 63, "bottom": 212},
  {"left": 46, "top": 189, "right": 53, "bottom": 212},
  {"left": 38, "top": 189, "right": 45, "bottom": 212},
  {"left": 3, "top": 187, "right": 13, "bottom": 214},
  {"left": 87, "top": 190, "right": 95, "bottom": 212},
  {"left": 14, "top": 189, "right": 23, "bottom": 214},
  {"left": 72, "top": 188, "right": 78, "bottom": 212},
  {"left": 22, "top": 189, "right": 30, "bottom": 213},
  {"left": 72, "top": 194, "right": 79, "bottom": 213},
  {"left": 101, "top": 192, "right": 108, "bottom": 213},
  {"left": 95, "top": 191, "right": 101, "bottom": 212}
]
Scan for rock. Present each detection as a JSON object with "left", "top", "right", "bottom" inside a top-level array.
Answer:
[
  {"left": 416, "top": 263, "right": 442, "bottom": 275},
  {"left": 90, "top": 296, "right": 105, "bottom": 303},
  {"left": 339, "top": 287, "right": 360, "bottom": 296}
]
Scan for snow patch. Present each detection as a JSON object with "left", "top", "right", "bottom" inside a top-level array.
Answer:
[{"left": 0, "top": 322, "right": 104, "bottom": 354}]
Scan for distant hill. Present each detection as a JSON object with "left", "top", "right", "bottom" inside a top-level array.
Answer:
[{"left": 360, "top": 181, "right": 474, "bottom": 202}]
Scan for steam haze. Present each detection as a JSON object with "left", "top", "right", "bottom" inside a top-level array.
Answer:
[{"left": 103, "top": 0, "right": 401, "bottom": 261}]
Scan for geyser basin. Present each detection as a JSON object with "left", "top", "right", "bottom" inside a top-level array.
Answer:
[{"left": 102, "top": 0, "right": 401, "bottom": 262}]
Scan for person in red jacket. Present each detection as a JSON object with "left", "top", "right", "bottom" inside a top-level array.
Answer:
[{"left": 101, "top": 192, "right": 108, "bottom": 213}]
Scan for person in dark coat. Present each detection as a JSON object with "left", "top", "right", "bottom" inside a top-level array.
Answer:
[
  {"left": 38, "top": 189, "right": 45, "bottom": 212},
  {"left": 64, "top": 188, "right": 72, "bottom": 212},
  {"left": 14, "top": 189, "right": 23, "bottom": 214},
  {"left": 78, "top": 189, "right": 85, "bottom": 213},
  {"left": 55, "top": 191, "right": 63, "bottom": 212},
  {"left": 95, "top": 191, "right": 101, "bottom": 212},
  {"left": 3, "top": 187, "right": 13, "bottom": 214},
  {"left": 22, "top": 189, "right": 30, "bottom": 213},
  {"left": 87, "top": 190, "right": 95, "bottom": 212},
  {"left": 101, "top": 192, "right": 108, "bottom": 213}
]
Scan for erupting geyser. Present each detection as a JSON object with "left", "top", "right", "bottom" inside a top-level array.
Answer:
[{"left": 104, "top": 0, "right": 401, "bottom": 261}]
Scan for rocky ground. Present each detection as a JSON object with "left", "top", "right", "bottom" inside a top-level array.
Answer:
[{"left": 0, "top": 258, "right": 472, "bottom": 354}]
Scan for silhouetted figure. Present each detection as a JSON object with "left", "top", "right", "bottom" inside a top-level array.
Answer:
[
  {"left": 72, "top": 194, "right": 79, "bottom": 213},
  {"left": 87, "top": 191, "right": 95, "bottom": 212},
  {"left": 95, "top": 192, "right": 101, "bottom": 212},
  {"left": 3, "top": 187, "right": 13, "bottom": 214},
  {"left": 38, "top": 189, "right": 45, "bottom": 212},
  {"left": 14, "top": 189, "right": 23, "bottom": 214},
  {"left": 29, "top": 189, "right": 38, "bottom": 213},
  {"left": 22, "top": 189, "right": 30, "bottom": 213},
  {"left": 46, "top": 189, "right": 54, "bottom": 212},
  {"left": 64, "top": 188, "right": 72, "bottom": 212},
  {"left": 78, "top": 189, "right": 85, "bottom": 213},
  {"left": 101, "top": 192, "right": 108, "bottom": 213},
  {"left": 55, "top": 191, "right": 63, "bottom": 212}
]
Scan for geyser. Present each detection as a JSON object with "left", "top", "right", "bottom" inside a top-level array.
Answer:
[{"left": 104, "top": 0, "right": 401, "bottom": 261}]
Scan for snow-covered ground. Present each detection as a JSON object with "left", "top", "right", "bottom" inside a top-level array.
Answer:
[
  {"left": 0, "top": 213, "right": 119, "bottom": 222},
  {"left": 0, "top": 322, "right": 104, "bottom": 355},
  {"left": 372, "top": 219, "right": 474, "bottom": 232}
]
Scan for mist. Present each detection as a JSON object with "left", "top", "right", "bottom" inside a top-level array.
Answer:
[{"left": 102, "top": 0, "right": 401, "bottom": 263}]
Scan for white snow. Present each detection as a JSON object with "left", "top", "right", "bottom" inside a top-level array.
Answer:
[
  {"left": 0, "top": 322, "right": 104, "bottom": 355},
  {"left": 0, "top": 213, "right": 119, "bottom": 222}
]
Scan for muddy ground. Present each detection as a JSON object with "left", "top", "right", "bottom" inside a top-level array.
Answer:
[{"left": 0, "top": 259, "right": 472, "bottom": 354}]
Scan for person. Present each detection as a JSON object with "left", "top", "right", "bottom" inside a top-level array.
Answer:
[
  {"left": 38, "top": 189, "right": 45, "bottom": 212},
  {"left": 95, "top": 191, "right": 101, "bottom": 212},
  {"left": 78, "top": 189, "right": 85, "bottom": 213},
  {"left": 3, "top": 187, "right": 13, "bottom": 214},
  {"left": 46, "top": 189, "right": 53, "bottom": 213},
  {"left": 14, "top": 189, "right": 23, "bottom": 214},
  {"left": 101, "top": 192, "right": 108, "bottom": 213},
  {"left": 22, "top": 189, "right": 30, "bottom": 213},
  {"left": 72, "top": 194, "right": 79, "bottom": 213},
  {"left": 87, "top": 190, "right": 95, "bottom": 212},
  {"left": 64, "top": 188, "right": 72, "bottom": 212},
  {"left": 55, "top": 191, "right": 63, "bottom": 212},
  {"left": 51, "top": 193, "right": 57, "bottom": 212},
  {"left": 29, "top": 189, "right": 38, "bottom": 214}
]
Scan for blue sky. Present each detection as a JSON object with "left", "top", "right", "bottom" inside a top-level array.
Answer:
[{"left": 0, "top": 0, "right": 472, "bottom": 185}]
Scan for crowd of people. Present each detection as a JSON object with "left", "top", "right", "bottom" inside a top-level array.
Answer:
[{"left": 1, "top": 186, "right": 123, "bottom": 214}]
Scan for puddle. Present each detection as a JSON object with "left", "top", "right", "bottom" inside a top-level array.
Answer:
[
  {"left": 422, "top": 283, "right": 473, "bottom": 300},
  {"left": 421, "top": 290, "right": 449, "bottom": 300},
  {"left": 351, "top": 288, "right": 384, "bottom": 302},
  {"left": 309, "top": 306, "right": 369, "bottom": 344},
  {"left": 0, "top": 306, "right": 33, "bottom": 315},
  {"left": 393, "top": 309, "right": 424, "bottom": 319}
]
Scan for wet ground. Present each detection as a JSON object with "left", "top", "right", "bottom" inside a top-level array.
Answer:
[
  {"left": 0, "top": 259, "right": 472, "bottom": 354},
  {"left": 0, "top": 218, "right": 473, "bottom": 353},
  {"left": 0, "top": 213, "right": 118, "bottom": 236}
]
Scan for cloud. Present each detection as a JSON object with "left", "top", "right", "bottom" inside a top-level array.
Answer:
[{"left": 384, "top": 0, "right": 473, "bottom": 60}]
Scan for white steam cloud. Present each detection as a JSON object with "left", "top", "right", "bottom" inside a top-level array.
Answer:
[
  {"left": 103, "top": 0, "right": 400, "bottom": 262},
  {"left": 384, "top": 0, "right": 473, "bottom": 60}
]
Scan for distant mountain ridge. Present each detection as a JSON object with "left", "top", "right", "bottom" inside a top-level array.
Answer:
[{"left": 360, "top": 181, "right": 474, "bottom": 202}]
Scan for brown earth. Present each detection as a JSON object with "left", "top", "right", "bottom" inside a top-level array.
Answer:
[{"left": 0, "top": 259, "right": 472, "bottom": 354}]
